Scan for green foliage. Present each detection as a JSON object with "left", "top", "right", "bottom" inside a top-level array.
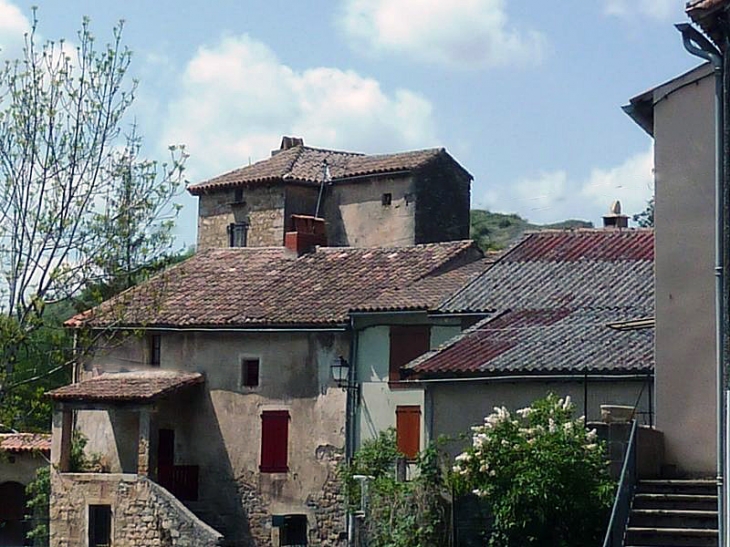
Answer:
[
  {"left": 453, "top": 394, "right": 614, "bottom": 547},
  {"left": 633, "top": 197, "right": 654, "bottom": 227},
  {"left": 470, "top": 210, "right": 592, "bottom": 251},
  {"left": 341, "top": 429, "right": 451, "bottom": 547}
]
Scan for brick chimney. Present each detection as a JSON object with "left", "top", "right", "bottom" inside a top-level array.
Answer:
[
  {"left": 285, "top": 215, "right": 327, "bottom": 256},
  {"left": 603, "top": 200, "right": 629, "bottom": 229},
  {"left": 272, "top": 136, "right": 304, "bottom": 156}
]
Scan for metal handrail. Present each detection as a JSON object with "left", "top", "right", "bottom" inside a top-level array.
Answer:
[{"left": 602, "top": 419, "right": 639, "bottom": 547}]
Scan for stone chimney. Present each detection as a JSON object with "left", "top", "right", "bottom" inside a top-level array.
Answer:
[
  {"left": 285, "top": 215, "right": 327, "bottom": 256},
  {"left": 272, "top": 136, "right": 304, "bottom": 156},
  {"left": 603, "top": 200, "right": 629, "bottom": 229}
]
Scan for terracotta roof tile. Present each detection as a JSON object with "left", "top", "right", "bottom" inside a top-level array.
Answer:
[
  {"left": 48, "top": 371, "right": 204, "bottom": 402},
  {"left": 0, "top": 433, "right": 51, "bottom": 453},
  {"left": 187, "top": 146, "right": 468, "bottom": 194},
  {"left": 67, "top": 241, "right": 480, "bottom": 329},
  {"left": 408, "top": 229, "right": 654, "bottom": 377}
]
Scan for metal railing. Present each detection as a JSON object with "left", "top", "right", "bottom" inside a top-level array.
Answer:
[
  {"left": 602, "top": 419, "right": 638, "bottom": 547},
  {"left": 158, "top": 464, "right": 199, "bottom": 501}
]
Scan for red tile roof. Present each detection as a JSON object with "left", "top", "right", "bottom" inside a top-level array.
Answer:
[
  {"left": 686, "top": 0, "right": 729, "bottom": 45},
  {"left": 0, "top": 433, "right": 51, "bottom": 453},
  {"left": 66, "top": 241, "right": 481, "bottom": 329},
  {"left": 187, "top": 146, "right": 470, "bottom": 194},
  {"left": 48, "top": 371, "right": 204, "bottom": 402},
  {"left": 408, "top": 229, "right": 654, "bottom": 377}
]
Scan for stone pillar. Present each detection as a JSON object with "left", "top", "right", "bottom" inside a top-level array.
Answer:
[
  {"left": 138, "top": 408, "right": 151, "bottom": 477},
  {"left": 51, "top": 408, "right": 73, "bottom": 472}
]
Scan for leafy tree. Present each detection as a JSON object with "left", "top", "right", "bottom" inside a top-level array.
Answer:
[
  {"left": 0, "top": 12, "right": 187, "bottom": 431},
  {"left": 452, "top": 394, "right": 614, "bottom": 547},
  {"left": 633, "top": 197, "right": 655, "bottom": 227}
]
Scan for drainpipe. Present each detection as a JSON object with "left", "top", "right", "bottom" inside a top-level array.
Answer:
[
  {"left": 345, "top": 317, "right": 359, "bottom": 547},
  {"left": 676, "top": 23, "right": 725, "bottom": 547}
]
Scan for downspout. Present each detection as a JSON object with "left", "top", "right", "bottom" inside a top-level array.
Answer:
[
  {"left": 676, "top": 23, "right": 725, "bottom": 547},
  {"left": 345, "top": 316, "right": 359, "bottom": 547}
]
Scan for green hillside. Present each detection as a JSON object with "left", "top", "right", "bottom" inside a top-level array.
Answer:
[{"left": 470, "top": 209, "right": 593, "bottom": 251}]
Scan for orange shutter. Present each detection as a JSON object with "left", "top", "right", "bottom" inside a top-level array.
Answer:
[{"left": 396, "top": 405, "right": 421, "bottom": 460}]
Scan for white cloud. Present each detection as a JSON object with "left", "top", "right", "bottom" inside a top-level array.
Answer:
[
  {"left": 0, "top": 0, "right": 29, "bottom": 56},
  {"left": 339, "top": 0, "right": 546, "bottom": 69},
  {"left": 603, "top": 0, "right": 677, "bottom": 21},
  {"left": 160, "top": 34, "right": 438, "bottom": 180},
  {"left": 478, "top": 147, "right": 654, "bottom": 226}
]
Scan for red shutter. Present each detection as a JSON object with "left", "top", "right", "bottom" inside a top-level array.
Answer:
[
  {"left": 260, "top": 411, "right": 289, "bottom": 472},
  {"left": 396, "top": 406, "right": 421, "bottom": 460},
  {"left": 389, "top": 326, "right": 430, "bottom": 382}
]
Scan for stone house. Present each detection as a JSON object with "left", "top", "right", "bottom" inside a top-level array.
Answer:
[
  {"left": 400, "top": 228, "right": 655, "bottom": 457},
  {"left": 188, "top": 136, "right": 472, "bottom": 251},
  {"left": 0, "top": 433, "right": 51, "bottom": 546},
  {"left": 49, "top": 235, "right": 485, "bottom": 547}
]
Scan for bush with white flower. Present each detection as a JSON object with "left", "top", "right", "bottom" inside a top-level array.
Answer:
[{"left": 453, "top": 394, "right": 615, "bottom": 547}]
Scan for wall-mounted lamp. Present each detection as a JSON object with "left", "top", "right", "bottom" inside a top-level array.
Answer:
[{"left": 331, "top": 355, "right": 352, "bottom": 390}]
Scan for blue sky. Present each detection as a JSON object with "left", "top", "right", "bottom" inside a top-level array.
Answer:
[{"left": 1, "top": 0, "right": 701, "bottom": 248}]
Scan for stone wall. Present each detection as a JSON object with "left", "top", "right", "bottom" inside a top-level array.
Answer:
[
  {"left": 414, "top": 155, "right": 471, "bottom": 244},
  {"left": 50, "top": 471, "right": 222, "bottom": 547},
  {"left": 196, "top": 185, "right": 286, "bottom": 250}
]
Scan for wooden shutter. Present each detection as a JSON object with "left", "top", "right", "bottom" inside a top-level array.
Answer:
[
  {"left": 396, "top": 405, "right": 421, "bottom": 460},
  {"left": 260, "top": 410, "right": 289, "bottom": 472},
  {"left": 389, "top": 326, "right": 430, "bottom": 381}
]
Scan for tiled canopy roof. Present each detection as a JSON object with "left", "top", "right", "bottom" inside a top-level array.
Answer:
[
  {"left": 48, "top": 371, "right": 204, "bottom": 403},
  {"left": 66, "top": 241, "right": 482, "bottom": 329},
  {"left": 407, "top": 229, "right": 654, "bottom": 377},
  {"left": 188, "top": 145, "right": 470, "bottom": 194},
  {"left": 0, "top": 433, "right": 51, "bottom": 453}
]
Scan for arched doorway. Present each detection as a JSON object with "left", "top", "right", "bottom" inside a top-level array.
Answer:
[{"left": 0, "top": 481, "right": 27, "bottom": 546}]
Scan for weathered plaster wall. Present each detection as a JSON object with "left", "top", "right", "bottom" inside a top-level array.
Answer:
[
  {"left": 196, "top": 185, "right": 286, "bottom": 250},
  {"left": 354, "top": 317, "right": 461, "bottom": 451},
  {"left": 323, "top": 176, "right": 416, "bottom": 247},
  {"left": 414, "top": 157, "right": 471, "bottom": 244},
  {"left": 50, "top": 471, "right": 222, "bottom": 547},
  {"left": 428, "top": 379, "right": 653, "bottom": 457},
  {"left": 653, "top": 67, "right": 716, "bottom": 475},
  {"left": 0, "top": 452, "right": 47, "bottom": 485},
  {"left": 74, "top": 330, "right": 348, "bottom": 546}
]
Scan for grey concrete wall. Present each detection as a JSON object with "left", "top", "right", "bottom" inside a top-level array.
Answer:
[
  {"left": 427, "top": 378, "right": 653, "bottom": 457},
  {"left": 0, "top": 452, "right": 47, "bottom": 485},
  {"left": 50, "top": 471, "right": 223, "bottom": 547},
  {"left": 323, "top": 176, "right": 417, "bottom": 247},
  {"left": 653, "top": 70, "right": 717, "bottom": 475},
  {"left": 74, "top": 330, "right": 348, "bottom": 546},
  {"left": 196, "top": 185, "right": 286, "bottom": 250}
]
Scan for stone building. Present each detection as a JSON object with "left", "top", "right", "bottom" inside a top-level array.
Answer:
[
  {"left": 49, "top": 237, "right": 485, "bottom": 547},
  {"left": 188, "top": 137, "right": 472, "bottom": 251}
]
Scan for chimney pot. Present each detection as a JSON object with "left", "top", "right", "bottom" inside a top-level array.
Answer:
[{"left": 603, "top": 200, "right": 629, "bottom": 229}]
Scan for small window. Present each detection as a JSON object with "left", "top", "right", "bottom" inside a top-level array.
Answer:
[
  {"left": 381, "top": 193, "right": 392, "bottom": 206},
  {"left": 389, "top": 326, "right": 430, "bottom": 382},
  {"left": 396, "top": 406, "right": 421, "bottom": 460},
  {"left": 149, "top": 334, "right": 161, "bottom": 367},
  {"left": 242, "top": 358, "right": 260, "bottom": 388},
  {"left": 88, "top": 504, "right": 112, "bottom": 547},
  {"left": 261, "top": 410, "right": 289, "bottom": 473},
  {"left": 228, "top": 222, "right": 248, "bottom": 247},
  {"left": 234, "top": 187, "right": 244, "bottom": 203},
  {"left": 279, "top": 514, "right": 308, "bottom": 546}
]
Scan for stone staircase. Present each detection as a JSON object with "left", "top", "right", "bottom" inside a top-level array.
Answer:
[{"left": 624, "top": 479, "right": 718, "bottom": 547}]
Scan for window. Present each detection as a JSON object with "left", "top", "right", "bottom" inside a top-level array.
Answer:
[
  {"left": 234, "top": 187, "right": 244, "bottom": 203},
  {"left": 242, "top": 358, "right": 260, "bottom": 388},
  {"left": 381, "top": 192, "right": 392, "bottom": 206},
  {"left": 396, "top": 406, "right": 421, "bottom": 460},
  {"left": 389, "top": 326, "right": 430, "bottom": 382},
  {"left": 260, "top": 410, "right": 289, "bottom": 472},
  {"left": 149, "top": 334, "right": 161, "bottom": 367},
  {"left": 276, "top": 514, "right": 308, "bottom": 546},
  {"left": 88, "top": 505, "right": 112, "bottom": 547},
  {"left": 228, "top": 222, "right": 248, "bottom": 247}
]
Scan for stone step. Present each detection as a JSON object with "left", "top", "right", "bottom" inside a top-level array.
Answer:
[
  {"left": 624, "top": 526, "right": 718, "bottom": 547},
  {"left": 637, "top": 480, "right": 718, "bottom": 496},
  {"left": 633, "top": 493, "right": 717, "bottom": 512},
  {"left": 629, "top": 509, "right": 718, "bottom": 530}
]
